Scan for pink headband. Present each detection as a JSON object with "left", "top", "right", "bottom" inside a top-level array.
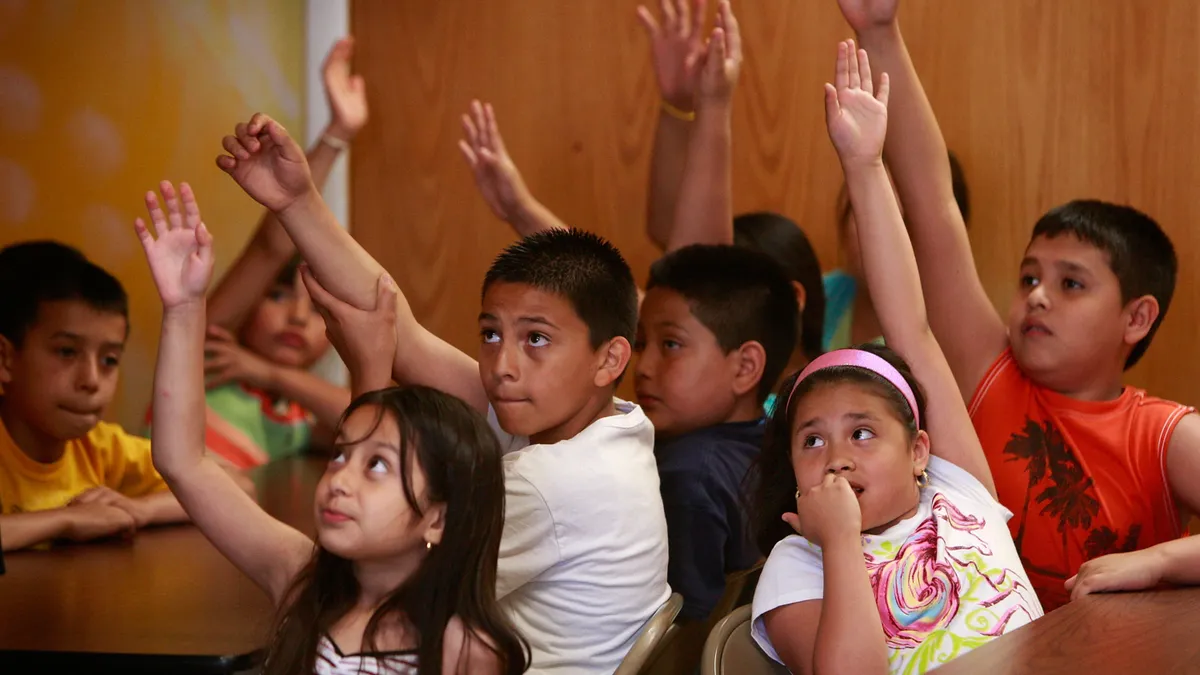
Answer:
[{"left": 784, "top": 349, "right": 920, "bottom": 428}]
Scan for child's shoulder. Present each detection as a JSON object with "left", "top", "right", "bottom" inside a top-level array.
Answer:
[{"left": 81, "top": 421, "right": 151, "bottom": 458}]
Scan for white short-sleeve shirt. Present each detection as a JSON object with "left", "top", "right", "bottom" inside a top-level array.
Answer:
[
  {"left": 488, "top": 399, "right": 671, "bottom": 675},
  {"left": 751, "top": 456, "right": 1043, "bottom": 673}
]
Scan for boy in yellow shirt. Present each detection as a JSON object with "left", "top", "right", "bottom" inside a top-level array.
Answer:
[{"left": 0, "top": 241, "right": 188, "bottom": 551}]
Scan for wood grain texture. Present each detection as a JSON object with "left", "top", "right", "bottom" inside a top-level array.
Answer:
[
  {"left": 351, "top": 0, "right": 1200, "bottom": 408},
  {"left": 935, "top": 587, "right": 1200, "bottom": 674}
]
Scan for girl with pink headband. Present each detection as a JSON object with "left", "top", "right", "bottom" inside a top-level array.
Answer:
[{"left": 746, "top": 40, "right": 1042, "bottom": 674}]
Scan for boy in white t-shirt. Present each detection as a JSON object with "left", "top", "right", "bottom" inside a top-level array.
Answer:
[{"left": 214, "top": 113, "right": 669, "bottom": 674}]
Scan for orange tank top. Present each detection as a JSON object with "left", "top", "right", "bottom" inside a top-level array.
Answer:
[{"left": 969, "top": 349, "right": 1193, "bottom": 611}]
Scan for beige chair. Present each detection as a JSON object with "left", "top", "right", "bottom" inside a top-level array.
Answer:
[
  {"left": 615, "top": 593, "right": 685, "bottom": 675},
  {"left": 700, "top": 605, "right": 789, "bottom": 675}
]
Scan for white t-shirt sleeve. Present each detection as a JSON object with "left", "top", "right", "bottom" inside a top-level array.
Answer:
[
  {"left": 496, "top": 466, "right": 561, "bottom": 600},
  {"left": 925, "top": 455, "right": 1013, "bottom": 522},
  {"left": 487, "top": 404, "right": 529, "bottom": 455},
  {"left": 750, "top": 535, "right": 826, "bottom": 664}
]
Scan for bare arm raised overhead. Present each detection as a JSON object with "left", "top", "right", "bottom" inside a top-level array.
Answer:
[
  {"left": 216, "top": 114, "right": 487, "bottom": 412},
  {"left": 837, "top": 0, "right": 1007, "bottom": 399}
]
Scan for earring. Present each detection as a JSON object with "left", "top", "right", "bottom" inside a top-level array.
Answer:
[
  {"left": 425, "top": 541, "right": 433, "bottom": 551},
  {"left": 916, "top": 470, "right": 930, "bottom": 489},
  {"left": 794, "top": 488, "right": 801, "bottom": 500}
]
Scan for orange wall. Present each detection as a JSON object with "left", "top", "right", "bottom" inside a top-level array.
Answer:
[{"left": 0, "top": 0, "right": 304, "bottom": 430}]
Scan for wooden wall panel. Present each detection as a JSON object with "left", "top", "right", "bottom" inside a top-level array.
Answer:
[{"left": 351, "top": 0, "right": 1200, "bottom": 407}]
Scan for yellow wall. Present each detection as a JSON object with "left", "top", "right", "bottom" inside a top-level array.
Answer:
[{"left": 0, "top": 0, "right": 304, "bottom": 430}]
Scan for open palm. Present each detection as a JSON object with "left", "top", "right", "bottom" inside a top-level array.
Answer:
[
  {"left": 836, "top": 0, "right": 899, "bottom": 32},
  {"left": 825, "top": 41, "right": 890, "bottom": 166},
  {"left": 216, "top": 113, "right": 314, "bottom": 213},
  {"left": 638, "top": 0, "right": 708, "bottom": 109},
  {"left": 323, "top": 37, "right": 368, "bottom": 139},
  {"left": 135, "top": 181, "right": 214, "bottom": 308}
]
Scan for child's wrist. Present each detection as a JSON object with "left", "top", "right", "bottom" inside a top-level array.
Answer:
[
  {"left": 661, "top": 98, "right": 696, "bottom": 123},
  {"left": 322, "top": 123, "right": 357, "bottom": 147}
]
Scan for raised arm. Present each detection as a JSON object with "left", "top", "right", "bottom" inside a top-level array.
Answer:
[
  {"left": 838, "top": 0, "right": 1006, "bottom": 399},
  {"left": 207, "top": 36, "right": 369, "bottom": 332},
  {"left": 639, "top": 0, "right": 708, "bottom": 250},
  {"left": 825, "top": 42, "right": 994, "bottom": 494},
  {"left": 216, "top": 114, "right": 487, "bottom": 412},
  {"left": 666, "top": 0, "right": 741, "bottom": 252},
  {"left": 135, "top": 182, "right": 313, "bottom": 605},
  {"left": 459, "top": 101, "right": 568, "bottom": 238}
]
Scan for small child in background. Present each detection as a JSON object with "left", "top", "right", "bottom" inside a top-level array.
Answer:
[
  {"left": 821, "top": 151, "right": 969, "bottom": 351},
  {"left": 216, "top": 112, "right": 669, "bottom": 674},
  {"left": 750, "top": 42, "right": 1040, "bottom": 674},
  {"left": 844, "top": 0, "right": 1200, "bottom": 610},
  {"left": 145, "top": 37, "right": 366, "bottom": 469},
  {"left": 0, "top": 241, "right": 189, "bottom": 551},
  {"left": 637, "top": 243, "right": 798, "bottom": 621},
  {"left": 134, "top": 191, "right": 528, "bottom": 675}
]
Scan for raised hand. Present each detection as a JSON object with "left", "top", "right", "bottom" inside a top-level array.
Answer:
[
  {"left": 782, "top": 474, "right": 863, "bottom": 548},
  {"left": 322, "top": 37, "right": 369, "bottom": 142},
  {"left": 836, "top": 0, "right": 899, "bottom": 33},
  {"left": 301, "top": 266, "right": 397, "bottom": 395},
  {"left": 638, "top": 0, "right": 708, "bottom": 112},
  {"left": 216, "top": 113, "right": 316, "bottom": 213},
  {"left": 458, "top": 100, "right": 536, "bottom": 225},
  {"left": 694, "top": 1, "right": 742, "bottom": 108},
  {"left": 135, "top": 181, "right": 214, "bottom": 309},
  {"left": 204, "top": 325, "right": 276, "bottom": 390},
  {"left": 824, "top": 41, "right": 890, "bottom": 168}
]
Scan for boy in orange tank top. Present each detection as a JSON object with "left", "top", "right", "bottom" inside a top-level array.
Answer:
[{"left": 838, "top": 0, "right": 1200, "bottom": 610}]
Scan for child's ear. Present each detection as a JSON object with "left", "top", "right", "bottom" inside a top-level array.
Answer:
[
  {"left": 0, "top": 334, "right": 15, "bottom": 386},
  {"left": 594, "top": 336, "right": 633, "bottom": 388},
  {"left": 911, "top": 429, "right": 932, "bottom": 477},
  {"left": 1123, "top": 294, "right": 1161, "bottom": 346},
  {"left": 791, "top": 281, "right": 807, "bottom": 314},
  {"left": 423, "top": 502, "right": 447, "bottom": 547},
  {"left": 730, "top": 341, "right": 767, "bottom": 398}
]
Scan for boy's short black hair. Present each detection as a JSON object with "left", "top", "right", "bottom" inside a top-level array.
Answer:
[
  {"left": 1030, "top": 200, "right": 1176, "bottom": 369},
  {"left": 838, "top": 150, "right": 971, "bottom": 229},
  {"left": 482, "top": 229, "right": 638, "bottom": 349},
  {"left": 647, "top": 244, "right": 799, "bottom": 402},
  {"left": 733, "top": 212, "right": 825, "bottom": 363},
  {"left": 0, "top": 240, "right": 129, "bottom": 346}
]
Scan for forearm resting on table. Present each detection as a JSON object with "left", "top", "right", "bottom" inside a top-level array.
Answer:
[
  {"left": 1148, "top": 535, "right": 1200, "bottom": 585},
  {"left": 0, "top": 510, "right": 72, "bottom": 551},
  {"left": 138, "top": 489, "right": 190, "bottom": 526},
  {"left": 815, "top": 536, "right": 889, "bottom": 675}
]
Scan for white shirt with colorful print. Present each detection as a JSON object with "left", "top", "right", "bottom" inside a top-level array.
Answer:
[{"left": 751, "top": 456, "right": 1043, "bottom": 674}]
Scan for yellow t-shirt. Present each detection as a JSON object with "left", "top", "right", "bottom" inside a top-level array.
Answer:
[{"left": 0, "top": 419, "right": 168, "bottom": 515}]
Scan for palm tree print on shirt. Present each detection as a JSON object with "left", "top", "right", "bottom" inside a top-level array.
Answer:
[{"left": 1002, "top": 419, "right": 1140, "bottom": 579}]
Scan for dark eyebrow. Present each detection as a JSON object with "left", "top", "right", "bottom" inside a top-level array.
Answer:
[
  {"left": 478, "top": 312, "right": 496, "bottom": 322},
  {"left": 516, "top": 316, "right": 559, "bottom": 330},
  {"left": 1055, "top": 260, "right": 1092, "bottom": 276},
  {"left": 845, "top": 411, "right": 878, "bottom": 423},
  {"left": 1019, "top": 257, "right": 1038, "bottom": 268},
  {"left": 50, "top": 331, "right": 81, "bottom": 340}
]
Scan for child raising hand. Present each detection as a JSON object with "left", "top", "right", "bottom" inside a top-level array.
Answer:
[
  {"left": 748, "top": 43, "right": 1042, "bottom": 675},
  {"left": 135, "top": 184, "right": 528, "bottom": 675}
]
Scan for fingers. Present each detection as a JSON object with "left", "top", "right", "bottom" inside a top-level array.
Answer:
[
  {"left": 636, "top": 5, "right": 661, "bottom": 37},
  {"left": 691, "top": 0, "right": 707, "bottom": 40},
  {"left": 221, "top": 134, "right": 250, "bottom": 161},
  {"left": 846, "top": 39, "right": 861, "bottom": 89},
  {"left": 835, "top": 41, "right": 850, "bottom": 91},
  {"left": 158, "top": 181, "right": 185, "bottom": 231},
  {"left": 676, "top": 0, "right": 691, "bottom": 36},
  {"left": 322, "top": 36, "right": 354, "bottom": 82},
  {"left": 216, "top": 154, "right": 237, "bottom": 173},
  {"left": 659, "top": 0, "right": 677, "bottom": 29},
  {"left": 458, "top": 139, "right": 481, "bottom": 172},
  {"left": 206, "top": 324, "right": 237, "bottom": 343},
  {"left": 472, "top": 100, "right": 491, "bottom": 150},
  {"left": 235, "top": 122, "right": 260, "bottom": 154},
  {"left": 857, "top": 47, "right": 873, "bottom": 93},
  {"left": 1064, "top": 574, "right": 1077, "bottom": 592},
  {"left": 195, "top": 220, "right": 214, "bottom": 255},
  {"left": 484, "top": 103, "right": 507, "bottom": 154},
  {"left": 707, "top": 27, "right": 726, "bottom": 73},
  {"left": 876, "top": 72, "right": 891, "bottom": 107},
  {"left": 133, "top": 218, "right": 153, "bottom": 248},
  {"left": 374, "top": 273, "right": 399, "bottom": 316},
  {"left": 299, "top": 263, "right": 339, "bottom": 313},
  {"left": 179, "top": 182, "right": 202, "bottom": 230},
  {"left": 721, "top": 1, "right": 741, "bottom": 62},
  {"left": 823, "top": 82, "right": 840, "bottom": 127},
  {"left": 144, "top": 190, "right": 169, "bottom": 238},
  {"left": 462, "top": 107, "right": 481, "bottom": 150}
]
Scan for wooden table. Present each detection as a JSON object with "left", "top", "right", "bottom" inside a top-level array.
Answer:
[
  {"left": 936, "top": 586, "right": 1200, "bottom": 674},
  {"left": 0, "top": 456, "right": 325, "bottom": 673}
]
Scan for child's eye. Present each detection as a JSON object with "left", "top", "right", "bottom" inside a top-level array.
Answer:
[
  {"left": 802, "top": 435, "right": 825, "bottom": 449},
  {"left": 1020, "top": 275, "right": 1039, "bottom": 288},
  {"left": 367, "top": 457, "right": 389, "bottom": 474},
  {"left": 663, "top": 340, "right": 681, "bottom": 351},
  {"left": 480, "top": 329, "right": 500, "bottom": 344},
  {"left": 56, "top": 347, "right": 77, "bottom": 359},
  {"left": 852, "top": 427, "right": 876, "bottom": 441},
  {"left": 527, "top": 332, "right": 549, "bottom": 347},
  {"left": 330, "top": 451, "right": 347, "bottom": 465},
  {"left": 1062, "top": 278, "right": 1084, "bottom": 291},
  {"left": 102, "top": 355, "right": 120, "bottom": 368}
]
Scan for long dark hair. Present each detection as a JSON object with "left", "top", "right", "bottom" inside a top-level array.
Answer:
[
  {"left": 745, "top": 344, "right": 926, "bottom": 556},
  {"left": 733, "top": 212, "right": 826, "bottom": 363},
  {"left": 262, "top": 386, "right": 529, "bottom": 675}
]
